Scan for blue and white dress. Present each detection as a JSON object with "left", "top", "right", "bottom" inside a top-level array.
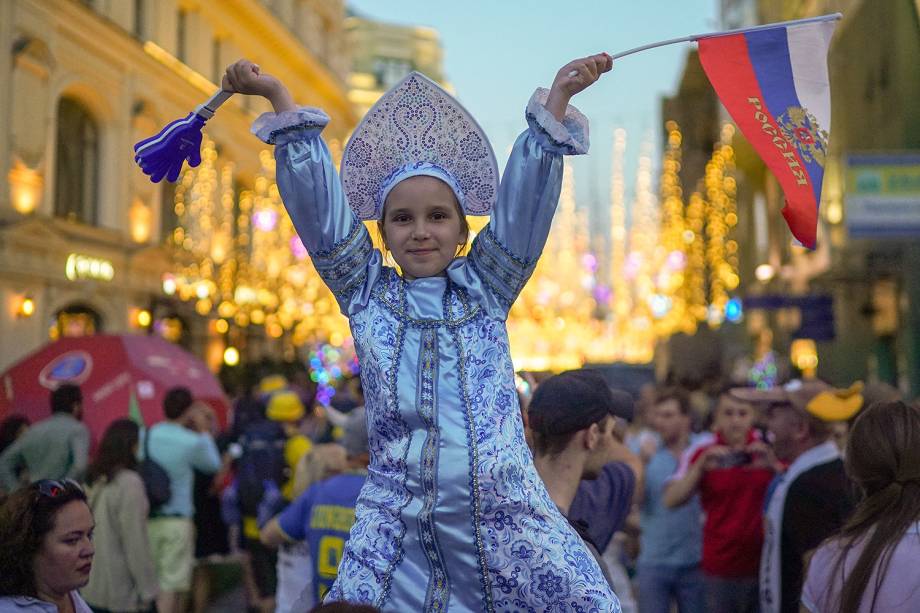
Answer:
[{"left": 253, "top": 89, "right": 620, "bottom": 613}]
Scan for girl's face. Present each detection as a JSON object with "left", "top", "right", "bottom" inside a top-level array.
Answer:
[
  {"left": 33, "top": 500, "right": 95, "bottom": 596},
  {"left": 380, "top": 176, "right": 467, "bottom": 280}
]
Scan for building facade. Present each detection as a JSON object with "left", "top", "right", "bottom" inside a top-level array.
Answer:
[
  {"left": 345, "top": 11, "right": 449, "bottom": 117},
  {"left": 0, "top": 0, "right": 355, "bottom": 373}
]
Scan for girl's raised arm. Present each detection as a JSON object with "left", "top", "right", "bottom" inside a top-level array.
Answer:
[
  {"left": 225, "top": 60, "right": 377, "bottom": 314},
  {"left": 467, "top": 54, "right": 611, "bottom": 314}
]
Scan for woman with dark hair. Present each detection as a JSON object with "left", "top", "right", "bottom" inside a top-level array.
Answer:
[
  {"left": 0, "top": 415, "right": 31, "bottom": 498},
  {"left": 0, "top": 478, "right": 95, "bottom": 612},
  {"left": 81, "top": 419, "right": 158, "bottom": 613},
  {"left": 801, "top": 400, "right": 920, "bottom": 612},
  {"left": 0, "top": 415, "right": 30, "bottom": 455}
]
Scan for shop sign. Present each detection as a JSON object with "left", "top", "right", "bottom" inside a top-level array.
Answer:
[
  {"left": 65, "top": 253, "right": 115, "bottom": 282},
  {"left": 846, "top": 153, "right": 920, "bottom": 238}
]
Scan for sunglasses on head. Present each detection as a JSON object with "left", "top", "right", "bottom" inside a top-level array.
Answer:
[{"left": 35, "top": 478, "right": 82, "bottom": 498}]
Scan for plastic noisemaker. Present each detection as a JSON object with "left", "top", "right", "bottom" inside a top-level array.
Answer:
[{"left": 133, "top": 89, "right": 233, "bottom": 183}]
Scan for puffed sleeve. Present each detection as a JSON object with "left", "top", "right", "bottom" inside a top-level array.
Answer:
[
  {"left": 252, "top": 107, "right": 379, "bottom": 315},
  {"left": 462, "top": 88, "right": 589, "bottom": 317}
]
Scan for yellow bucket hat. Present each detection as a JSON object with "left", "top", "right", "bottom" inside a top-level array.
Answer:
[
  {"left": 266, "top": 391, "right": 305, "bottom": 422},
  {"left": 259, "top": 374, "right": 288, "bottom": 395}
]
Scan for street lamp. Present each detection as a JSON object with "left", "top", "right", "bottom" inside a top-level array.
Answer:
[{"left": 223, "top": 346, "right": 240, "bottom": 366}]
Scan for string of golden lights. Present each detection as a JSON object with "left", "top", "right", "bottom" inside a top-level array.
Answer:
[{"left": 165, "top": 138, "right": 349, "bottom": 351}]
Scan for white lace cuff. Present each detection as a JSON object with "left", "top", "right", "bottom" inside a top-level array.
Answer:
[
  {"left": 525, "top": 88, "right": 590, "bottom": 155},
  {"left": 251, "top": 106, "right": 330, "bottom": 145}
]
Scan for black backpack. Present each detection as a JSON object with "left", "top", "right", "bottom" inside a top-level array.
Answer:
[
  {"left": 140, "top": 427, "right": 172, "bottom": 512},
  {"left": 236, "top": 420, "right": 287, "bottom": 516}
]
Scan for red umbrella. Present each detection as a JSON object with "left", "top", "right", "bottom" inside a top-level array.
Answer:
[{"left": 0, "top": 334, "right": 229, "bottom": 444}]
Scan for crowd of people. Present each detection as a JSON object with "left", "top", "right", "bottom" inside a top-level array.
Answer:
[
  {"left": 0, "top": 371, "right": 371, "bottom": 613},
  {"left": 1, "top": 370, "right": 919, "bottom": 612}
]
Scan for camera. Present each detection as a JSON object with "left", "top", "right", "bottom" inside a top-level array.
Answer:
[{"left": 718, "top": 450, "right": 753, "bottom": 468}]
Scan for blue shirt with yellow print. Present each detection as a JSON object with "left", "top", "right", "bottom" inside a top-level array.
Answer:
[{"left": 277, "top": 470, "right": 366, "bottom": 602}]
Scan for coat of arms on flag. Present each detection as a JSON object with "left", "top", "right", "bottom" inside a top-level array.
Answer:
[{"left": 777, "top": 106, "right": 828, "bottom": 167}]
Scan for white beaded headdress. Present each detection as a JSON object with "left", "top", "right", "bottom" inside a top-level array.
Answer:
[{"left": 341, "top": 72, "right": 499, "bottom": 220}]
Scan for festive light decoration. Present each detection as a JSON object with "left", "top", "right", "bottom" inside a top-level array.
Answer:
[
  {"left": 791, "top": 338, "right": 818, "bottom": 377},
  {"left": 703, "top": 124, "right": 740, "bottom": 328},
  {"left": 563, "top": 120, "right": 743, "bottom": 367},
  {"left": 649, "top": 121, "right": 740, "bottom": 335},
  {"left": 620, "top": 139, "right": 661, "bottom": 362},
  {"left": 652, "top": 121, "right": 690, "bottom": 338},
  {"left": 308, "top": 339, "right": 360, "bottom": 406},
  {"left": 129, "top": 198, "right": 153, "bottom": 243},
  {"left": 607, "top": 128, "right": 631, "bottom": 359},
  {"left": 14, "top": 295, "right": 35, "bottom": 318},
  {"left": 505, "top": 121, "right": 742, "bottom": 370},
  {"left": 508, "top": 165, "right": 600, "bottom": 370},
  {"left": 167, "top": 137, "right": 350, "bottom": 351},
  {"left": 725, "top": 297, "right": 743, "bottom": 323},
  {"left": 223, "top": 346, "right": 240, "bottom": 366},
  {"left": 749, "top": 350, "right": 779, "bottom": 389},
  {"left": 755, "top": 263, "right": 775, "bottom": 282}
]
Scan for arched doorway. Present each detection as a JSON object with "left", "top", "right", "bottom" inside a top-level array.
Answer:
[{"left": 51, "top": 303, "right": 103, "bottom": 339}]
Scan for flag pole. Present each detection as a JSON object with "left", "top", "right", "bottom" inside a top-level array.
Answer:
[{"left": 609, "top": 13, "right": 842, "bottom": 60}]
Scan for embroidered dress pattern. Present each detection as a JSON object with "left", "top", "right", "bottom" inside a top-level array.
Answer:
[
  {"left": 327, "top": 289, "right": 412, "bottom": 607},
  {"left": 311, "top": 221, "right": 374, "bottom": 302},
  {"left": 416, "top": 327, "right": 450, "bottom": 611},
  {"left": 469, "top": 227, "right": 537, "bottom": 311},
  {"left": 445, "top": 289, "right": 495, "bottom": 613}
]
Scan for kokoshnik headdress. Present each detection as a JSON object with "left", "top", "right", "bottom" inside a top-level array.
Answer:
[{"left": 341, "top": 72, "right": 499, "bottom": 221}]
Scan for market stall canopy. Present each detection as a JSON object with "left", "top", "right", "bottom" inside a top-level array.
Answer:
[{"left": 0, "top": 334, "right": 229, "bottom": 443}]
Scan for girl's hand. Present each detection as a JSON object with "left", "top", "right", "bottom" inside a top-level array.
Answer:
[
  {"left": 545, "top": 53, "right": 613, "bottom": 121},
  {"left": 222, "top": 59, "right": 276, "bottom": 96},
  {"left": 222, "top": 59, "right": 296, "bottom": 112},
  {"left": 553, "top": 53, "right": 613, "bottom": 98}
]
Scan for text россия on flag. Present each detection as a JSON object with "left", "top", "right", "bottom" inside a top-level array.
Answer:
[{"left": 697, "top": 19, "right": 836, "bottom": 249}]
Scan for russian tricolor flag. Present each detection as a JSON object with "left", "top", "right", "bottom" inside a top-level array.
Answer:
[{"left": 698, "top": 18, "right": 837, "bottom": 248}]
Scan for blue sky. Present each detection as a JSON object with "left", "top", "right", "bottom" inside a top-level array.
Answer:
[{"left": 347, "top": 0, "right": 720, "bottom": 227}]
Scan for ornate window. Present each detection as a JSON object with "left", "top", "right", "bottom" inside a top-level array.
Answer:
[{"left": 54, "top": 97, "right": 99, "bottom": 224}]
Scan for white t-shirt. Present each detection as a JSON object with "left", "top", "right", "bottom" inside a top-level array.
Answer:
[
  {"left": 0, "top": 592, "right": 93, "bottom": 613},
  {"left": 802, "top": 521, "right": 920, "bottom": 612},
  {"left": 275, "top": 541, "right": 314, "bottom": 613}
]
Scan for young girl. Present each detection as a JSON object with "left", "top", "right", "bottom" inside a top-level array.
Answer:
[
  {"left": 801, "top": 401, "right": 920, "bottom": 613},
  {"left": 223, "top": 54, "right": 618, "bottom": 612}
]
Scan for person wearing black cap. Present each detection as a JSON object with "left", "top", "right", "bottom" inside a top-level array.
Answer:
[
  {"left": 529, "top": 369, "right": 640, "bottom": 591},
  {"left": 569, "top": 382, "right": 642, "bottom": 550}
]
